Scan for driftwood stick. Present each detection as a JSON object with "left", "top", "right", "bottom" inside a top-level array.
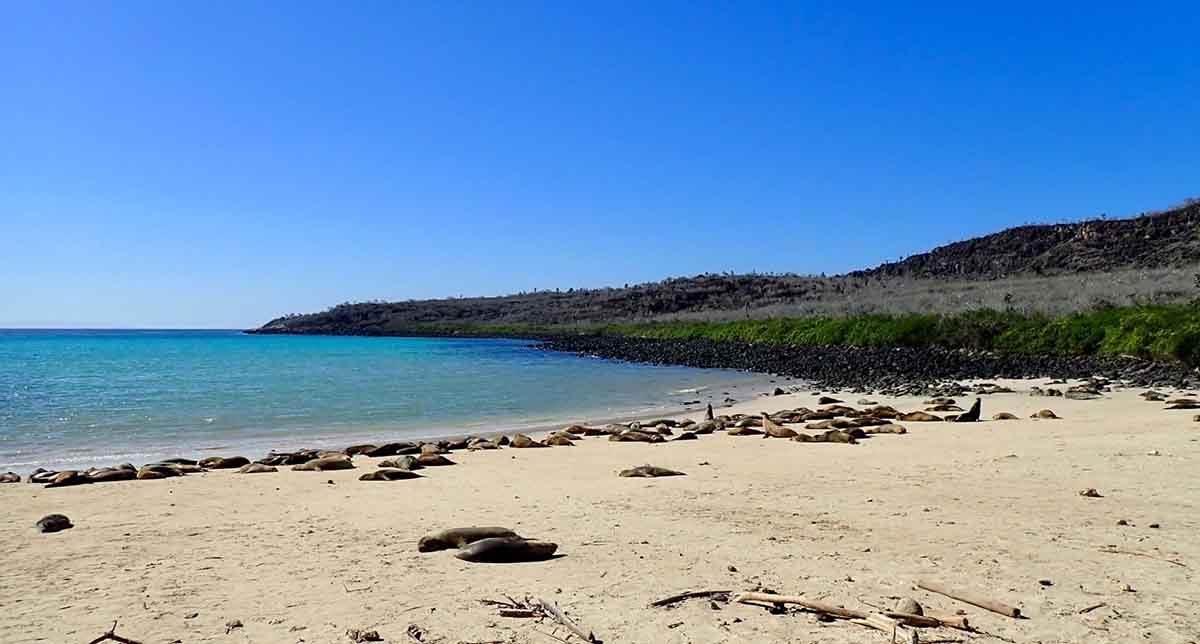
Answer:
[
  {"left": 648, "top": 589, "right": 731, "bottom": 607},
  {"left": 1097, "top": 546, "right": 1187, "bottom": 568},
  {"left": 536, "top": 598, "right": 599, "bottom": 643},
  {"left": 498, "top": 608, "right": 539, "bottom": 618},
  {"left": 851, "top": 613, "right": 919, "bottom": 643},
  {"left": 916, "top": 580, "right": 1021, "bottom": 618},
  {"left": 885, "top": 611, "right": 971, "bottom": 630},
  {"left": 730, "top": 592, "right": 866, "bottom": 620},
  {"left": 1078, "top": 602, "right": 1107, "bottom": 614},
  {"left": 85, "top": 621, "right": 145, "bottom": 644}
]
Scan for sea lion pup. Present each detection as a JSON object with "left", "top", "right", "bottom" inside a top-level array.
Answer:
[
  {"left": 418, "top": 527, "right": 520, "bottom": 552},
  {"left": 1031, "top": 409, "right": 1061, "bottom": 419},
  {"left": 817, "top": 396, "right": 842, "bottom": 405},
  {"left": 510, "top": 433, "right": 548, "bottom": 448},
  {"left": 953, "top": 399, "right": 982, "bottom": 423},
  {"left": 416, "top": 453, "right": 455, "bottom": 466},
  {"left": 705, "top": 403, "right": 715, "bottom": 420},
  {"left": 44, "top": 470, "right": 92, "bottom": 488},
  {"left": 455, "top": 537, "right": 558, "bottom": 563},
  {"left": 991, "top": 412, "right": 1018, "bottom": 420},
  {"left": 760, "top": 413, "right": 798, "bottom": 438},
  {"left": 292, "top": 454, "right": 355, "bottom": 471},
  {"left": 36, "top": 514, "right": 73, "bottom": 533},
  {"left": 378, "top": 455, "right": 423, "bottom": 470},
  {"left": 899, "top": 411, "right": 943, "bottom": 422},
  {"left": 198, "top": 456, "right": 251, "bottom": 469},
  {"left": 236, "top": 463, "right": 278, "bottom": 474},
  {"left": 0, "top": 472, "right": 20, "bottom": 483},
  {"left": 619, "top": 465, "right": 685, "bottom": 478},
  {"left": 359, "top": 469, "right": 421, "bottom": 481}
]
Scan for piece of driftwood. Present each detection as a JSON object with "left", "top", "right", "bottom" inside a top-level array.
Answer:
[
  {"left": 86, "top": 622, "right": 144, "bottom": 644},
  {"left": 649, "top": 589, "right": 732, "bottom": 607},
  {"left": 885, "top": 611, "right": 971, "bottom": 630},
  {"left": 851, "top": 613, "right": 918, "bottom": 643},
  {"left": 916, "top": 580, "right": 1021, "bottom": 618},
  {"left": 536, "top": 598, "right": 600, "bottom": 643},
  {"left": 1097, "top": 545, "right": 1187, "bottom": 568},
  {"left": 731, "top": 591, "right": 866, "bottom": 619},
  {"left": 1078, "top": 602, "right": 1107, "bottom": 614}
]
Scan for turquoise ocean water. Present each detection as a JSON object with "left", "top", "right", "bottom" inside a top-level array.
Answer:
[{"left": 0, "top": 330, "right": 770, "bottom": 472}]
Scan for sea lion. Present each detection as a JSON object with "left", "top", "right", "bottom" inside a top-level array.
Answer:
[
  {"left": 0, "top": 472, "right": 20, "bottom": 483},
  {"left": 899, "top": 411, "right": 943, "bottom": 422},
  {"left": 690, "top": 420, "right": 720, "bottom": 434},
  {"left": 137, "top": 465, "right": 184, "bottom": 479},
  {"left": 992, "top": 412, "right": 1018, "bottom": 420},
  {"left": 510, "top": 434, "right": 547, "bottom": 448},
  {"left": 160, "top": 457, "right": 198, "bottom": 465},
  {"left": 365, "top": 442, "right": 420, "bottom": 457},
  {"left": 45, "top": 470, "right": 92, "bottom": 488},
  {"left": 924, "top": 398, "right": 956, "bottom": 406},
  {"left": 28, "top": 469, "right": 58, "bottom": 484},
  {"left": 672, "top": 431, "right": 698, "bottom": 441},
  {"left": 862, "top": 405, "right": 900, "bottom": 419},
  {"left": 1166, "top": 399, "right": 1200, "bottom": 410},
  {"left": 705, "top": 403, "right": 714, "bottom": 420},
  {"left": 734, "top": 417, "right": 762, "bottom": 428},
  {"left": 416, "top": 453, "right": 455, "bottom": 466},
  {"left": 926, "top": 404, "right": 964, "bottom": 412},
  {"left": 36, "top": 514, "right": 73, "bottom": 533},
  {"left": 378, "top": 456, "right": 423, "bottom": 470},
  {"left": 161, "top": 462, "right": 205, "bottom": 474},
  {"left": 344, "top": 444, "right": 378, "bottom": 457},
  {"left": 419, "top": 443, "right": 446, "bottom": 455},
  {"left": 817, "top": 396, "right": 842, "bottom": 405},
  {"left": 863, "top": 424, "right": 907, "bottom": 434},
  {"left": 805, "top": 419, "right": 855, "bottom": 430},
  {"left": 467, "top": 438, "right": 500, "bottom": 450},
  {"left": 760, "top": 413, "right": 798, "bottom": 438},
  {"left": 545, "top": 434, "right": 575, "bottom": 447},
  {"left": 257, "top": 451, "right": 318, "bottom": 466},
  {"left": 652, "top": 423, "right": 673, "bottom": 436},
  {"left": 497, "top": 435, "right": 510, "bottom": 446},
  {"left": 198, "top": 456, "right": 251, "bottom": 469},
  {"left": 953, "top": 399, "right": 982, "bottom": 423},
  {"left": 609, "top": 431, "right": 662, "bottom": 443},
  {"left": 727, "top": 425, "right": 763, "bottom": 436},
  {"left": 359, "top": 469, "right": 421, "bottom": 481},
  {"left": 445, "top": 437, "right": 472, "bottom": 451},
  {"left": 292, "top": 455, "right": 355, "bottom": 471},
  {"left": 815, "top": 430, "right": 857, "bottom": 444},
  {"left": 418, "top": 526, "right": 521, "bottom": 552},
  {"left": 1031, "top": 409, "right": 1060, "bottom": 419},
  {"left": 236, "top": 463, "right": 278, "bottom": 474},
  {"left": 454, "top": 537, "right": 558, "bottom": 563},
  {"left": 87, "top": 467, "right": 138, "bottom": 483},
  {"left": 619, "top": 465, "right": 685, "bottom": 478},
  {"left": 791, "top": 433, "right": 816, "bottom": 442}
]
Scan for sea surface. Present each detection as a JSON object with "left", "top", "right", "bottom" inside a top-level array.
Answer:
[{"left": 0, "top": 330, "right": 773, "bottom": 472}]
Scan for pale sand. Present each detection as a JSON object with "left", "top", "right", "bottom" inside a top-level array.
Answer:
[{"left": 2, "top": 379, "right": 1198, "bottom": 643}]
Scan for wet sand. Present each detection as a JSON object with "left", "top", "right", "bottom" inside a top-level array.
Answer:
[{"left": 2, "top": 378, "right": 1197, "bottom": 643}]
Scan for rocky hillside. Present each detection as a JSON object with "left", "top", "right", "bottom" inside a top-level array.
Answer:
[
  {"left": 856, "top": 199, "right": 1200, "bottom": 280},
  {"left": 253, "top": 198, "right": 1200, "bottom": 334}
]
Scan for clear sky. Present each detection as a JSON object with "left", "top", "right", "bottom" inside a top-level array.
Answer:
[{"left": 3, "top": 2, "right": 1198, "bottom": 328}]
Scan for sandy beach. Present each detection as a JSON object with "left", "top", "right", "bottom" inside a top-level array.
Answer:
[{"left": 3, "top": 378, "right": 1198, "bottom": 644}]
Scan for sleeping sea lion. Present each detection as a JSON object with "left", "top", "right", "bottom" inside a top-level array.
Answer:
[
  {"left": 455, "top": 537, "right": 558, "bottom": 563},
  {"left": 416, "top": 453, "right": 455, "bottom": 466},
  {"left": 87, "top": 467, "right": 138, "bottom": 483},
  {"left": 510, "top": 434, "right": 547, "bottom": 448},
  {"left": 545, "top": 434, "right": 575, "bottom": 446},
  {"left": 0, "top": 472, "right": 20, "bottom": 483},
  {"left": 378, "top": 456, "right": 423, "bottom": 470},
  {"left": 899, "top": 411, "right": 943, "bottom": 422},
  {"left": 619, "top": 465, "right": 685, "bottom": 478},
  {"left": 198, "top": 456, "right": 251, "bottom": 469},
  {"left": 727, "top": 425, "right": 762, "bottom": 436},
  {"left": 292, "top": 455, "right": 355, "bottom": 471},
  {"left": 418, "top": 526, "right": 520, "bottom": 552},
  {"left": 137, "top": 465, "right": 184, "bottom": 479},
  {"left": 44, "top": 470, "right": 92, "bottom": 488},
  {"left": 36, "top": 514, "right": 73, "bottom": 533},
  {"left": 236, "top": 463, "right": 278, "bottom": 474},
  {"left": 359, "top": 469, "right": 421, "bottom": 481},
  {"left": 1031, "top": 409, "right": 1060, "bottom": 419},
  {"left": 991, "top": 412, "right": 1018, "bottom": 420}
]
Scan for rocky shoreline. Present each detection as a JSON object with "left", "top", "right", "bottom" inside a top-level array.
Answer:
[{"left": 536, "top": 334, "right": 1199, "bottom": 393}]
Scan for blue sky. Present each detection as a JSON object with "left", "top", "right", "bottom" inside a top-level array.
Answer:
[{"left": 3, "top": 2, "right": 1198, "bottom": 328}]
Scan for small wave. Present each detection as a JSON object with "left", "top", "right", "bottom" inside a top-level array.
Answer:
[{"left": 672, "top": 386, "right": 708, "bottom": 394}]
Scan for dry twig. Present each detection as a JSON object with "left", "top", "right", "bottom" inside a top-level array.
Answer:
[{"left": 85, "top": 621, "right": 144, "bottom": 644}]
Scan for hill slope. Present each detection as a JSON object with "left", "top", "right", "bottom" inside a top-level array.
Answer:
[{"left": 253, "top": 199, "right": 1200, "bottom": 334}]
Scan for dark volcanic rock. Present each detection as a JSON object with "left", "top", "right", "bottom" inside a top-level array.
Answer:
[{"left": 536, "top": 336, "right": 1196, "bottom": 392}]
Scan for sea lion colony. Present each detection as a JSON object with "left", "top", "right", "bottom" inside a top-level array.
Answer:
[
  {"left": 4, "top": 391, "right": 1083, "bottom": 490},
  {"left": 12, "top": 377, "right": 1184, "bottom": 490}
]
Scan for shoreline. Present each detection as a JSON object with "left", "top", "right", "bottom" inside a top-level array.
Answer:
[{"left": 3, "top": 376, "right": 1197, "bottom": 643}]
